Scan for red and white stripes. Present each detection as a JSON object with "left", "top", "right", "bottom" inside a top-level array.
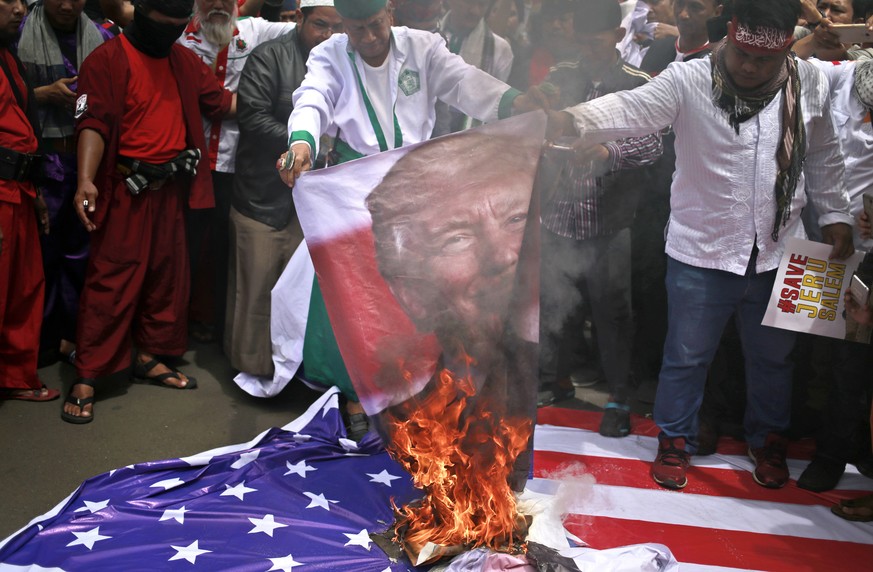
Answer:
[{"left": 533, "top": 408, "right": 873, "bottom": 572}]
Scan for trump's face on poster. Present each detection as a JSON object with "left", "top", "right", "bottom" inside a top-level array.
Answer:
[
  {"left": 367, "top": 132, "right": 534, "bottom": 360},
  {"left": 294, "top": 113, "right": 546, "bottom": 413}
]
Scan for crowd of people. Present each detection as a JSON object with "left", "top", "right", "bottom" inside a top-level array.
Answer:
[{"left": 1, "top": 0, "right": 872, "bottom": 522}]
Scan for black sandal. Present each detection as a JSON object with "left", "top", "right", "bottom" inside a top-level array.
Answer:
[
  {"left": 61, "top": 378, "right": 96, "bottom": 424},
  {"left": 132, "top": 357, "right": 197, "bottom": 390}
]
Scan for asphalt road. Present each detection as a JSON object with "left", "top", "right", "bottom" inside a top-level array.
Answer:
[{"left": 0, "top": 340, "right": 321, "bottom": 540}]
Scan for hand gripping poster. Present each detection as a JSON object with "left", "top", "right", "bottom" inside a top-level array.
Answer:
[
  {"left": 292, "top": 113, "right": 546, "bottom": 563},
  {"left": 762, "top": 237, "right": 871, "bottom": 342}
]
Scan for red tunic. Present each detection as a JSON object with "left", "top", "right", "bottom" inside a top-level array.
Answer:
[
  {"left": 73, "top": 38, "right": 232, "bottom": 378},
  {"left": 118, "top": 35, "right": 187, "bottom": 163},
  {"left": 0, "top": 47, "right": 44, "bottom": 389},
  {"left": 75, "top": 36, "right": 231, "bottom": 226},
  {"left": 0, "top": 48, "right": 38, "bottom": 203}
]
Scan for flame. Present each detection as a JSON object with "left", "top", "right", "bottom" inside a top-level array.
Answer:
[{"left": 384, "top": 355, "right": 533, "bottom": 554}]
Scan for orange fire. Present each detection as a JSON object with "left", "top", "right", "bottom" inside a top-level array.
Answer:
[{"left": 384, "top": 357, "right": 533, "bottom": 558}]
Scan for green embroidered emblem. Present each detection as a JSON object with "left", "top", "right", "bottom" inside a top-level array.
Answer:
[{"left": 398, "top": 69, "right": 420, "bottom": 96}]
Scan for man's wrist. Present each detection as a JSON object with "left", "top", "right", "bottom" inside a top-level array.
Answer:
[
  {"left": 603, "top": 142, "right": 620, "bottom": 172},
  {"left": 290, "top": 140, "right": 312, "bottom": 158},
  {"left": 501, "top": 88, "right": 522, "bottom": 119},
  {"left": 290, "top": 130, "right": 316, "bottom": 157},
  {"left": 808, "top": 9, "right": 827, "bottom": 28},
  {"left": 33, "top": 85, "right": 48, "bottom": 103}
]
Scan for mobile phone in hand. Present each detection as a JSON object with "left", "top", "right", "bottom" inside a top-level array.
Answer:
[
  {"left": 831, "top": 23, "right": 873, "bottom": 45},
  {"left": 850, "top": 273, "right": 870, "bottom": 307}
]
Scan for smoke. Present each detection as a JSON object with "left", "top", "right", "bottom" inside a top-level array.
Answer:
[
  {"left": 536, "top": 146, "right": 671, "bottom": 387},
  {"left": 516, "top": 462, "right": 596, "bottom": 553},
  {"left": 537, "top": 214, "right": 592, "bottom": 364},
  {"left": 541, "top": 462, "right": 597, "bottom": 518},
  {"left": 540, "top": 240, "right": 586, "bottom": 334}
]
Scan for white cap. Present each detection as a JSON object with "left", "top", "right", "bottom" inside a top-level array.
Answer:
[{"left": 299, "top": 0, "right": 335, "bottom": 7}]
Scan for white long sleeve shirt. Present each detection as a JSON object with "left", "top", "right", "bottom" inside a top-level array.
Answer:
[
  {"left": 287, "top": 26, "right": 519, "bottom": 157},
  {"left": 179, "top": 17, "right": 293, "bottom": 173},
  {"left": 565, "top": 56, "right": 853, "bottom": 275},
  {"left": 810, "top": 58, "right": 873, "bottom": 251}
]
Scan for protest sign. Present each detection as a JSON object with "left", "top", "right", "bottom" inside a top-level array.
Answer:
[{"left": 762, "top": 238, "right": 868, "bottom": 341}]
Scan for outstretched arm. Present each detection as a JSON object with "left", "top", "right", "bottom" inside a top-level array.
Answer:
[{"left": 563, "top": 66, "right": 680, "bottom": 143}]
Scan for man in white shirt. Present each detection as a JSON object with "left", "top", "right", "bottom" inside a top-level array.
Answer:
[
  {"left": 549, "top": 0, "right": 854, "bottom": 491},
  {"left": 180, "top": 0, "right": 292, "bottom": 177},
  {"left": 618, "top": 0, "right": 653, "bottom": 67},
  {"left": 277, "top": 0, "right": 540, "bottom": 442},
  {"left": 279, "top": 0, "right": 533, "bottom": 179},
  {"left": 178, "top": 0, "right": 292, "bottom": 343}
]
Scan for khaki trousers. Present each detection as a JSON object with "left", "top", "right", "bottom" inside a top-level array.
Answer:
[{"left": 225, "top": 206, "right": 303, "bottom": 376}]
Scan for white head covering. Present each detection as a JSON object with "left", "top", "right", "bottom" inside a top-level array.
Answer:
[{"left": 299, "top": 0, "right": 335, "bottom": 7}]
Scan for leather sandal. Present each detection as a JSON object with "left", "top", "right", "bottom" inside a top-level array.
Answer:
[
  {"left": 831, "top": 494, "right": 873, "bottom": 522},
  {"left": 61, "top": 378, "right": 96, "bottom": 424}
]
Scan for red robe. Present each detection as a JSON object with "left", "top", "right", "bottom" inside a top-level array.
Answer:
[
  {"left": 74, "top": 37, "right": 232, "bottom": 378},
  {"left": 0, "top": 47, "right": 44, "bottom": 390}
]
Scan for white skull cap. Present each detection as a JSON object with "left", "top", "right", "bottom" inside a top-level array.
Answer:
[{"left": 299, "top": 0, "right": 335, "bottom": 7}]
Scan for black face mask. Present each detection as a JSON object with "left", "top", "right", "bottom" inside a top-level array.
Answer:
[{"left": 124, "top": 9, "right": 188, "bottom": 58}]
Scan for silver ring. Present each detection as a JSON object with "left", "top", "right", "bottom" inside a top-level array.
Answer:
[{"left": 82, "top": 199, "right": 89, "bottom": 208}]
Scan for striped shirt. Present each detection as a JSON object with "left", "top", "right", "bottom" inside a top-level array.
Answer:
[{"left": 541, "top": 57, "right": 662, "bottom": 240}]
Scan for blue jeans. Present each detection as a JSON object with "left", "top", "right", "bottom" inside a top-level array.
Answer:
[{"left": 654, "top": 257, "right": 796, "bottom": 452}]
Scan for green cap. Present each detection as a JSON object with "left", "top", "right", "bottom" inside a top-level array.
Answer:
[{"left": 334, "top": 0, "right": 387, "bottom": 19}]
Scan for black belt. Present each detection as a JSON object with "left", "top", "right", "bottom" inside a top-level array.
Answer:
[
  {"left": 0, "top": 146, "right": 43, "bottom": 182},
  {"left": 116, "top": 150, "right": 200, "bottom": 196}
]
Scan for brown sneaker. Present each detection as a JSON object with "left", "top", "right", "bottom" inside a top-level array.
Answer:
[
  {"left": 749, "top": 433, "right": 789, "bottom": 489},
  {"left": 651, "top": 437, "right": 690, "bottom": 490}
]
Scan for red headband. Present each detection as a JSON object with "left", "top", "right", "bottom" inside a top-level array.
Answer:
[{"left": 729, "top": 17, "right": 794, "bottom": 54}]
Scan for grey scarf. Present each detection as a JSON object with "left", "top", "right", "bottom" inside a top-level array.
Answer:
[
  {"left": 853, "top": 59, "right": 873, "bottom": 110},
  {"left": 16, "top": 5, "right": 104, "bottom": 138}
]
